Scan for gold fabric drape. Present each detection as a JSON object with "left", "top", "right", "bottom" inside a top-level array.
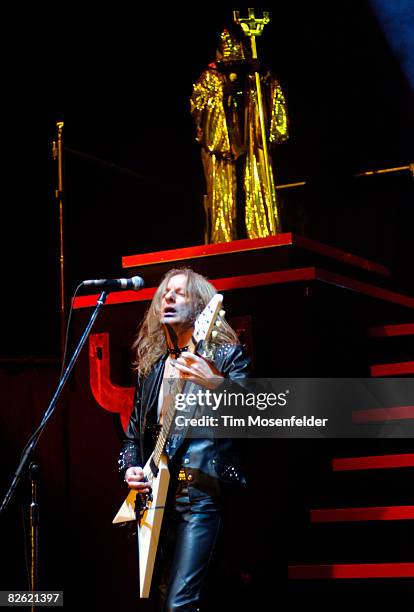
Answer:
[{"left": 191, "top": 67, "right": 288, "bottom": 242}]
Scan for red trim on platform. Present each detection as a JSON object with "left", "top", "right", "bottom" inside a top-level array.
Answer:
[
  {"left": 311, "top": 505, "right": 414, "bottom": 523},
  {"left": 332, "top": 454, "right": 414, "bottom": 471},
  {"left": 72, "top": 268, "right": 317, "bottom": 309},
  {"left": 352, "top": 405, "right": 414, "bottom": 422},
  {"left": 73, "top": 267, "right": 414, "bottom": 310},
  {"left": 370, "top": 362, "right": 414, "bottom": 377},
  {"left": 122, "top": 234, "right": 294, "bottom": 267},
  {"left": 122, "top": 233, "right": 389, "bottom": 276},
  {"left": 73, "top": 287, "right": 157, "bottom": 309},
  {"left": 369, "top": 323, "right": 414, "bottom": 338},
  {"left": 288, "top": 562, "right": 414, "bottom": 579}
]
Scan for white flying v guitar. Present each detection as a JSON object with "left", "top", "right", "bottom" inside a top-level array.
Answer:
[{"left": 113, "top": 293, "right": 224, "bottom": 598}]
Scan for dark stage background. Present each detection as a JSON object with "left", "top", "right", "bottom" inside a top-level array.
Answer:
[{"left": 1, "top": 1, "right": 413, "bottom": 609}]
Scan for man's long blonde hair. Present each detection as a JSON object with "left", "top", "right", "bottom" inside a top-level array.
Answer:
[{"left": 133, "top": 268, "right": 239, "bottom": 377}]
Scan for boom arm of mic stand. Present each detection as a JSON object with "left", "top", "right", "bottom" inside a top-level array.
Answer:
[{"left": 0, "top": 291, "right": 108, "bottom": 515}]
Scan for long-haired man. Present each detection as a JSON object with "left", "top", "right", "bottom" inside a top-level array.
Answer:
[{"left": 118, "top": 267, "right": 250, "bottom": 610}]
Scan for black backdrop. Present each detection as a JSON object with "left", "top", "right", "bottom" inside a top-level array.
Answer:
[{"left": 2, "top": 0, "right": 413, "bottom": 359}]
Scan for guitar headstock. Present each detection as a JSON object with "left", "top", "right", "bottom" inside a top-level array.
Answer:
[{"left": 193, "top": 293, "right": 223, "bottom": 344}]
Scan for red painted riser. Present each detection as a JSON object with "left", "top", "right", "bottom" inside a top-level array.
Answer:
[
  {"left": 352, "top": 405, "right": 414, "bottom": 422},
  {"left": 122, "top": 233, "right": 390, "bottom": 277},
  {"left": 311, "top": 505, "right": 414, "bottom": 523},
  {"left": 288, "top": 562, "right": 414, "bottom": 579},
  {"left": 332, "top": 453, "right": 414, "bottom": 471},
  {"left": 73, "top": 267, "right": 414, "bottom": 310},
  {"left": 73, "top": 268, "right": 314, "bottom": 308},
  {"left": 369, "top": 323, "right": 414, "bottom": 338},
  {"left": 370, "top": 362, "right": 414, "bottom": 377}
]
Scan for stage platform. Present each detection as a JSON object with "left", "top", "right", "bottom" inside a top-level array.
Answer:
[
  {"left": 74, "top": 234, "right": 413, "bottom": 319},
  {"left": 67, "top": 233, "right": 414, "bottom": 604}
]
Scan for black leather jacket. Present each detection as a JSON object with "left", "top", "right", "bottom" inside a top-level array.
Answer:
[{"left": 118, "top": 342, "right": 251, "bottom": 499}]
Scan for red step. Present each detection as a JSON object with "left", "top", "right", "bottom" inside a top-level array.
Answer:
[
  {"left": 370, "top": 361, "right": 414, "bottom": 376},
  {"left": 73, "top": 267, "right": 316, "bottom": 309},
  {"left": 352, "top": 405, "right": 414, "bottom": 422},
  {"left": 332, "top": 453, "right": 414, "bottom": 471},
  {"left": 311, "top": 505, "right": 414, "bottom": 523},
  {"left": 288, "top": 562, "right": 414, "bottom": 579},
  {"left": 73, "top": 267, "right": 414, "bottom": 310},
  {"left": 369, "top": 323, "right": 414, "bottom": 338},
  {"left": 122, "top": 233, "right": 390, "bottom": 277}
]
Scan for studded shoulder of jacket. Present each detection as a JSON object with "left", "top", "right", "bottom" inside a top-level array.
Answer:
[{"left": 211, "top": 343, "right": 251, "bottom": 379}]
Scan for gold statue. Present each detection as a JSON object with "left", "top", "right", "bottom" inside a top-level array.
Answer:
[{"left": 190, "top": 13, "right": 288, "bottom": 243}]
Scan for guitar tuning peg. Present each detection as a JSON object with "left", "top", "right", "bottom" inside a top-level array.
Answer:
[
  {"left": 215, "top": 320, "right": 222, "bottom": 327},
  {"left": 212, "top": 330, "right": 218, "bottom": 338},
  {"left": 219, "top": 310, "right": 225, "bottom": 317}
]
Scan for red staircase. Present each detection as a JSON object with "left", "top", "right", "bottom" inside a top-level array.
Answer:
[{"left": 288, "top": 316, "right": 414, "bottom": 593}]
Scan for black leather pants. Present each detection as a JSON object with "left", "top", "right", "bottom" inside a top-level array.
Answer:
[{"left": 157, "top": 482, "right": 222, "bottom": 612}]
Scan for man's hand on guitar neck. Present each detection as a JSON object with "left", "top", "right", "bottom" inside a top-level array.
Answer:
[
  {"left": 172, "top": 352, "right": 224, "bottom": 390},
  {"left": 124, "top": 467, "right": 150, "bottom": 493}
]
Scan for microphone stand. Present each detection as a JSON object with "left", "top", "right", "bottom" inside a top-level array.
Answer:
[
  {"left": 0, "top": 290, "right": 108, "bottom": 516},
  {"left": 29, "top": 462, "right": 39, "bottom": 609}
]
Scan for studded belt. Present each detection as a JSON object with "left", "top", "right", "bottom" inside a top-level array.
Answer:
[{"left": 177, "top": 468, "right": 194, "bottom": 482}]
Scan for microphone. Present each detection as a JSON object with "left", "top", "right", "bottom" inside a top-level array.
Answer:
[{"left": 82, "top": 276, "right": 145, "bottom": 291}]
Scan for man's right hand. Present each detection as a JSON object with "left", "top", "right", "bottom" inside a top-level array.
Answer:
[{"left": 124, "top": 467, "right": 150, "bottom": 493}]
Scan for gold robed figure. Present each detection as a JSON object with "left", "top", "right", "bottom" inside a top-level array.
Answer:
[{"left": 190, "top": 18, "right": 288, "bottom": 243}]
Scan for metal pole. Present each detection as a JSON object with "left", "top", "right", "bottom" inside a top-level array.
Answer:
[
  {"left": 52, "top": 121, "right": 66, "bottom": 358},
  {"left": 233, "top": 9, "right": 278, "bottom": 233},
  {"left": 29, "top": 462, "right": 39, "bottom": 611},
  {"left": 249, "top": 35, "right": 276, "bottom": 232}
]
